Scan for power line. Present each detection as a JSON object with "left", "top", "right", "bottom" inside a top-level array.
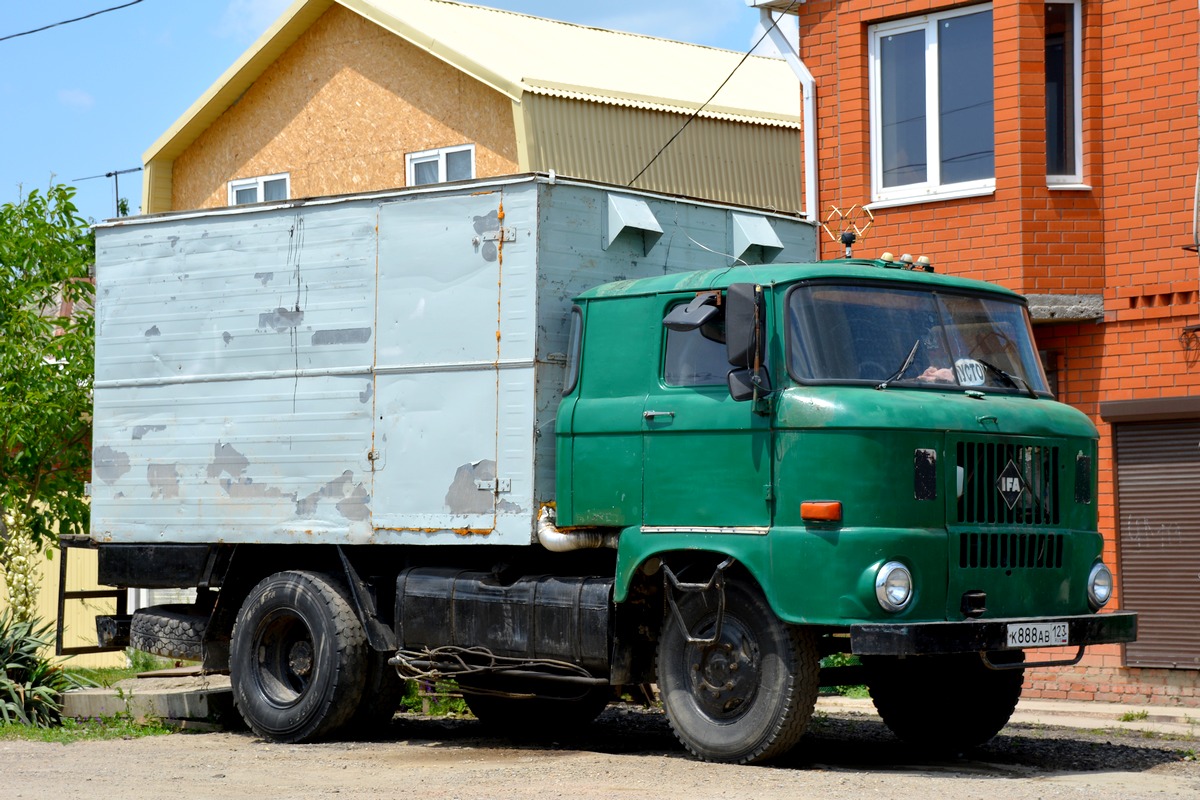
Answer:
[
  {"left": 0, "top": 0, "right": 146, "bottom": 44},
  {"left": 627, "top": 0, "right": 799, "bottom": 188},
  {"left": 75, "top": 167, "right": 142, "bottom": 218}
]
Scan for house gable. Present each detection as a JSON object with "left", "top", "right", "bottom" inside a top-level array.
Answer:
[
  {"left": 172, "top": 4, "right": 518, "bottom": 210},
  {"left": 145, "top": 0, "right": 804, "bottom": 214}
]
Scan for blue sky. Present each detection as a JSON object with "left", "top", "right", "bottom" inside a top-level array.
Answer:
[{"left": 0, "top": 0, "right": 782, "bottom": 224}]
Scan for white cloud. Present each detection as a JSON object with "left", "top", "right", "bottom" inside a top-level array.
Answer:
[
  {"left": 57, "top": 89, "right": 95, "bottom": 110},
  {"left": 217, "top": 0, "right": 294, "bottom": 40}
]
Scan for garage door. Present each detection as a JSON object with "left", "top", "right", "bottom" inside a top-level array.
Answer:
[{"left": 1115, "top": 421, "right": 1200, "bottom": 669}]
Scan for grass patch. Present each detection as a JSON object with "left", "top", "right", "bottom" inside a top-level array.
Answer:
[
  {"left": 819, "top": 652, "right": 869, "bottom": 698},
  {"left": 0, "top": 714, "right": 174, "bottom": 743},
  {"left": 1119, "top": 709, "right": 1150, "bottom": 722},
  {"left": 400, "top": 679, "right": 469, "bottom": 716}
]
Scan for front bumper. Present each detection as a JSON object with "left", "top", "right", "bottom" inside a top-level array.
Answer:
[{"left": 850, "top": 611, "right": 1137, "bottom": 656}]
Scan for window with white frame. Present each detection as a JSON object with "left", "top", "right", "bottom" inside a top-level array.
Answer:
[
  {"left": 1046, "top": 1, "right": 1083, "bottom": 185},
  {"left": 228, "top": 173, "right": 289, "bottom": 206},
  {"left": 869, "top": 5, "right": 994, "bottom": 204},
  {"left": 406, "top": 144, "right": 475, "bottom": 186}
]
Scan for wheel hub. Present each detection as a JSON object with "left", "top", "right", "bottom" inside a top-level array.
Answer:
[
  {"left": 687, "top": 620, "right": 759, "bottom": 718},
  {"left": 288, "top": 640, "right": 314, "bottom": 678}
]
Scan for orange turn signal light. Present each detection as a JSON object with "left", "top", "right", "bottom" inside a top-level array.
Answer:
[{"left": 801, "top": 501, "right": 843, "bottom": 523}]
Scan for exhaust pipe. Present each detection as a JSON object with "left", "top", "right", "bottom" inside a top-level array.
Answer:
[{"left": 536, "top": 506, "right": 619, "bottom": 552}]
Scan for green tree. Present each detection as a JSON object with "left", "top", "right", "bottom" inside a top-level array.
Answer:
[{"left": 0, "top": 185, "right": 95, "bottom": 566}]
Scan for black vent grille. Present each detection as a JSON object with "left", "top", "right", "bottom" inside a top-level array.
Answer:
[
  {"left": 959, "top": 531, "right": 1065, "bottom": 569},
  {"left": 956, "top": 441, "right": 1060, "bottom": 526}
]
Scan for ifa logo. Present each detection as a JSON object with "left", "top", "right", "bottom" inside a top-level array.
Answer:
[{"left": 995, "top": 460, "right": 1029, "bottom": 510}]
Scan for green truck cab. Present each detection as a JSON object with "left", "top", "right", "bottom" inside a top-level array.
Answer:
[{"left": 555, "top": 257, "right": 1134, "bottom": 761}]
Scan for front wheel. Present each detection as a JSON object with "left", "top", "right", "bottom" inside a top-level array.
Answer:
[
  {"left": 229, "top": 571, "right": 367, "bottom": 742},
  {"left": 863, "top": 651, "right": 1025, "bottom": 752},
  {"left": 657, "top": 579, "right": 819, "bottom": 764}
]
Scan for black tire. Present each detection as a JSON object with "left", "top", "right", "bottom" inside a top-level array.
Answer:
[
  {"left": 130, "top": 604, "right": 208, "bottom": 662},
  {"left": 657, "top": 579, "right": 819, "bottom": 764},
  {"left": 463, "top": 685, "right": 611, "bottom": 736},
  {"left": 347, "top": 650, "right": 406, "bottom": 732},
  {"left": 863, "top": 651, "right": 1025, "bottom": 752},
  {"left": 229, "top": 571, "right": 367, "bottom": 743}
]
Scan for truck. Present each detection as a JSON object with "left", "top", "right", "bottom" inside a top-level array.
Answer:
[{"left": 69, "top": 173, "right": 1135, "bottom": 764}]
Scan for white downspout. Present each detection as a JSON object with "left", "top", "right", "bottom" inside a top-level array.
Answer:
[{"left": 759, "top": 8, "right": 818, "bottom": 221}]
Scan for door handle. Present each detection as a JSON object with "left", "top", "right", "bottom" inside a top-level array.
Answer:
[{"left": 643, "top": 410, "right": 676, "bottom": 419}]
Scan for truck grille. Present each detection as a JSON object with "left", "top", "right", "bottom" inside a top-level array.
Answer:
[
  {"left": 959, "top": 531, "right": 1065, "bottom": 569},
  {"left": 955, "top": 440, "right": 1060, "bottom": 526}
]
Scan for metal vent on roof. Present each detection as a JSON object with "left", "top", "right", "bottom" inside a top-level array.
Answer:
[
  {"left": 604, "top": 193, "right": 663, "bottom": 254},
  {"left": 730, "top": 211, "right": 783, "bottom": 264}
]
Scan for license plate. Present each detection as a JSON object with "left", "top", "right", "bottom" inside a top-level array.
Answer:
[{"left": 1006, "top": 621, "right": 1069, "bottom": 648}]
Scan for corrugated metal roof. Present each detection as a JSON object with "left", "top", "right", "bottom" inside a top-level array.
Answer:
[
  {"left": 144, "top": 0, "right": 800, "bottom": 167},
  {"left": 354, "top": 0, "right": 800, "bottom": 121},
  {"left": 522, "top": 80, "right": 797, "bottom": 129}
]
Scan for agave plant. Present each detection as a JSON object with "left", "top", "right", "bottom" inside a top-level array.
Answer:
[{"left": 0, "top": 610, "right": 88, "bottom": 727}]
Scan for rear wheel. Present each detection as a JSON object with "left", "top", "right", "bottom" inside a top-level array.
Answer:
[
  {"left": 657, "top": 579, "right": 819, "bottom": 764},
  {"left": 864, "top": 651, "right": 1025, "bottom": 752},
  {"left": 229, "top": 571, "right": 367, "bottom": 742}
]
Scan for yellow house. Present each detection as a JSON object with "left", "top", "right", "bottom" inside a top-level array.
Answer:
[
  {"left": 142, "top": 0, "right": 802, "bottom": 214},
  {"left": 1, "top": 543, "right": 126, "bottom": 669}
]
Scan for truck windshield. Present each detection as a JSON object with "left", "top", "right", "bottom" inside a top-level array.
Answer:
[{"left": 786, "top": 283, "right": 1051, "bottom": 394}]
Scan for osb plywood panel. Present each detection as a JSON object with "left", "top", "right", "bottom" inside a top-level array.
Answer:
[
  {"left": 173, "top": 5, "right": 519, "bottom": 210},
  {"left": 521, "top": 94, "right": 803, "bottom": 213}
]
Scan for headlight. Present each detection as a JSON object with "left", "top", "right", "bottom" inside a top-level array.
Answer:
[
  {"left": 1087, "top": 562, "right": 1113, "bottom": 610},
  {"left": 875, "top": 561, "right": 913, "bottom": 613}
]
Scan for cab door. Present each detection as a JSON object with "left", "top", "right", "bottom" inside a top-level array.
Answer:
[{"left": 641, "top": 300, "right": 773, "bottom": 532}]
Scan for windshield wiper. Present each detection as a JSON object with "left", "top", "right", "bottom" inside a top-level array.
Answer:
[
  {"left": 977, "top": 358, "right": 1039, "bottom": 399},
  {"left": 876, "top": 339, "right": 921, "bottom": 390}
]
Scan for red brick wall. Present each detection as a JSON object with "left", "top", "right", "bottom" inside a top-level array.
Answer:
[{"left": 795, "top": 0, "right": 1200, "bottom": 703}]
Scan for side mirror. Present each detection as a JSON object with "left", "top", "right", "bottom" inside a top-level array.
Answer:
[
  {"left": 726, "top": 283, "right": 765, "bottom": 369},
  {"left": 663, "top": 292, "right": 720, "bottom": 331},
  {"left": 728, "top": 366, "right": 772, "bottom": 402}
]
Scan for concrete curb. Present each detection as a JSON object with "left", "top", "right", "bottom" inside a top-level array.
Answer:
[
  {"left": 64, "top": 673, "right": 233, "bottom": 725},
  {"left": 816, "top": 695, "right": 1200, "bottom": 737}
]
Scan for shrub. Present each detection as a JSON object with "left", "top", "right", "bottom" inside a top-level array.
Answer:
[{"left": 0, "top": 610, "right": 89, "bottom": 727}]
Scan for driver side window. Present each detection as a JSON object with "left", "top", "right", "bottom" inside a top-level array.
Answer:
[{"left": 664, "top": 327, "right": 728, "bottom": 386}]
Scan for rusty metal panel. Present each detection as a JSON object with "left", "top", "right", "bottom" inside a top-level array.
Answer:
[
  {"left": 93, "top": 200, "right": 380, "bottom": 544},
  {"left": 1115, "top": 421, "right": 1200, "bottom": 669},
  {"left": 371, "top": 189, "right": 510, "bottom": 541}
]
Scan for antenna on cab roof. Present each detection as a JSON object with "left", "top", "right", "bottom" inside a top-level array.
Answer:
[{"left": 821, "top": 204, "right": 874, "bottom": 258}]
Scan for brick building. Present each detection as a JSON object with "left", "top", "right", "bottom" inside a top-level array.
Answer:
[{"left": 754, "top": 0, "right": 1200, "bottom": 704}]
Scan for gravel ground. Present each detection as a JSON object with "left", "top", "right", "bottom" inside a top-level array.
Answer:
[{"left": 3, "top": 703, "right": 1198, "bottom": 799}]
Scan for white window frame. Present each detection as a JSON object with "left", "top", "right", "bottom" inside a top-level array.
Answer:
[
  {"left": 227, "top": 173, "right": 290, "bottom": 206},
  {"left": 868, "top": 4, "right": 995, "bottom": 207},
  {"left": 1046, "top": 0, "right": 1085, "bottom": 188},
  {"left": 406, "top": 144, "right": 476, "bottom": 186}
]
